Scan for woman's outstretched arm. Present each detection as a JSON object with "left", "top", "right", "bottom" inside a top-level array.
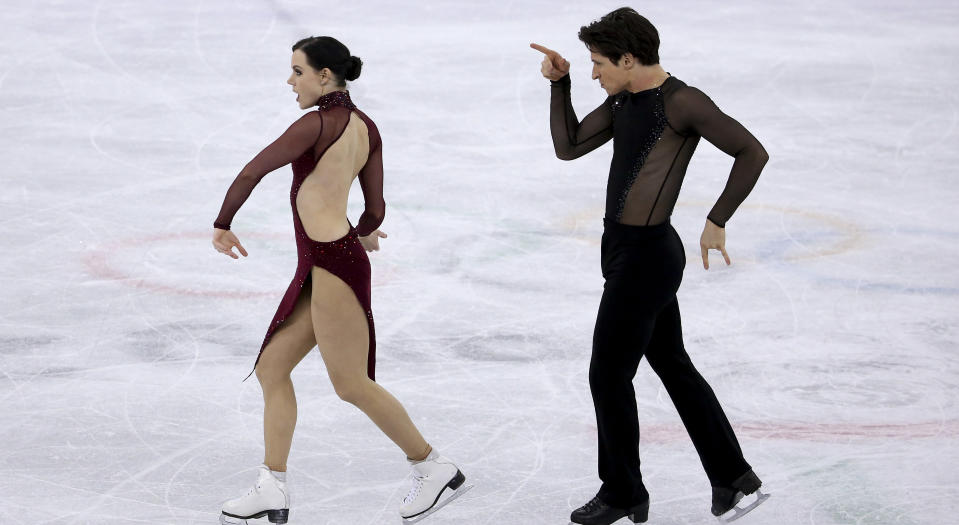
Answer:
[{"left": 213, "top": 112, "right": 324, "bottom": 230}]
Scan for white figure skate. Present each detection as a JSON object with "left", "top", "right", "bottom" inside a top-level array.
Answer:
[
  {"left": 399, "top": 450, "right": 472, "bottom": 523},
  {"left": 220, "top": 465, "right": 290, "bottom": 524}
]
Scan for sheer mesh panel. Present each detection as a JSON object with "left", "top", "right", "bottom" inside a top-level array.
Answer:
[
  {"left": 214, "top": 99, "right": 385, "bottom": 235},
  {"left": 548, "top": 75, "right": 768, "bottom": 227}
]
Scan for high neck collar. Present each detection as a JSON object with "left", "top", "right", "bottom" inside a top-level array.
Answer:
[
  {"left": 626, "top": 73, "right": 672, "bottom": 97},
  {"left": 316, "top": 90, "right": 355, "bottom": 111}
]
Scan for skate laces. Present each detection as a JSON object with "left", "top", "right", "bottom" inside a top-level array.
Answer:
[
  {"left": 582, "top": 497, "right": 604, "bottom": 512},
  {"left": 404, "top": 471, "right": 427, "bottom": 504}
]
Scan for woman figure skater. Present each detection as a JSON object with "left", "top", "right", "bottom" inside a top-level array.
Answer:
[{"left": 212, "top": 36, "right": 468, "bottom": 524}]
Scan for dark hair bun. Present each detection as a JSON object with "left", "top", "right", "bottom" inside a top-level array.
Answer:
[{"left": 345, "top": 56, "right": 363, "bottom": 81}]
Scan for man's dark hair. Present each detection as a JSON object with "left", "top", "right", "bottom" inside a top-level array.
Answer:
[{"left": 578, "top": 7, "right": 660, "bottom": 66}]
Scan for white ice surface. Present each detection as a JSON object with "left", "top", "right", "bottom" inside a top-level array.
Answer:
[{"left": 1, "top": 0, "right": 958, "bottom": 524}]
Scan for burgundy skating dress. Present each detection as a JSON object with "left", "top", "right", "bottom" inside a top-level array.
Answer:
[{"left": 213, "top": 91, "right": 384, "bottom": 381}]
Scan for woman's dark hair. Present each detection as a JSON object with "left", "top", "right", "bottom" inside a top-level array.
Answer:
[
  {"left": 292, "top": 36, "right": 363, "bottom": 86},
  {"left": 578, "top": 7, "right": 659, "bottom": 66}
]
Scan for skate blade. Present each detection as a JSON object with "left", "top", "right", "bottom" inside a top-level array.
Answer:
[
  {"left": 220, "top": 509, "right": 288, "bottom": 525},
  {"left": 717, "top": 490, "right": 770, "bottom": 523},
  {"left": 219, "top": 515, "right": 247, "bottom": 525},
  {"left": 401, "top": 484, "right": 473, "bottom": 524}
]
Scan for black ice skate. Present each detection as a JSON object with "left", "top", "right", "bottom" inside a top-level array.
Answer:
[
  {"left": 711, "top": 469, "right": 769, "bottom": 522},
  {"left": 569, "top": 495, "right": 649, "bottom": 525}
]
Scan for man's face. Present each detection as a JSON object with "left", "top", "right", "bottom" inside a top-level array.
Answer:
[{"left": 590, "top": 51, "right": 628, "bottom": 95}]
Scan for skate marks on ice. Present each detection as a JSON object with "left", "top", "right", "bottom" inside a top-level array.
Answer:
[
  {"left": 3, "top": 0, "right": 959, "bottom": 524},
  {"left": 559, "top": 201, "right": 864, "bottom": 263},
  {"left": 81, "top": 228, "right": 412, "bottom": 300},
  {"left": 578, "top": 419, "right": 959, "bottom": 445},
  {"left": 82, "top": 231, "right": 293, "bottom": 299},
  {"left": 561, "top": 199, "right": 959, "bottom": 295}
]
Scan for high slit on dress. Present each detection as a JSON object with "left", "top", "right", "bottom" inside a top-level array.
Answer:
[
  {"left": 255, "top": 221, "right": 375, "bottom": 381},
  {"left": 213, "top": 90, "right": 385, "bottom": 382}
]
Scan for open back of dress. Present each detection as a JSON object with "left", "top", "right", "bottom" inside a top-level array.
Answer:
[{"left": 213, "top": 91, "right": 385, "bottom": 380}]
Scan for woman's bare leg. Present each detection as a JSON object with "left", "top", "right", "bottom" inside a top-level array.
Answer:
[
  {"left": 309, "top": 266, "right": 431, "bottom": 460},
  {"left": 254, "top": 282, "right": 317, "bottom": 471}
]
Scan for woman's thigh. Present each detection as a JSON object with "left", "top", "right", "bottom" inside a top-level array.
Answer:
[
  {"left": 309, "top": 266, "right": 370, "bottom": 385},
  {"left": 256, "top": 280, "right": 317, "bottom": 382}
]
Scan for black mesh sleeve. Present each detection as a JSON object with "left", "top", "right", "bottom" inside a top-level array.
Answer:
[
  {"left": 669, "top": 87, "right": 768, "bottom": 227},
  {"left": 549, "top": 75, "right": 615, "bottom": 161},
  {"left": 355, "top": 120, "right": 385, "bottom": 237},
  {"left": 214, "top": 112, "right": 323, "bottom": 230}
]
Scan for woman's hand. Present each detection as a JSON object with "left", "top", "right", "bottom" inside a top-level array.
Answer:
[
  {"left": 530, "top": 43, "right": 570, "bottom": 81},
  {"left": 359, "top": 230, "right": 388, "bottom": 252},
  {"left": 212, "top": 228, "right": 248, "bottom": 260},
  {"left": 700, "top": 220, "right": 730, "bottom": 270}
]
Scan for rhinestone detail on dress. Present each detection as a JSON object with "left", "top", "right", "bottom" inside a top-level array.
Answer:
[{"left": 317, "top": 90, "right": 356, "bottom": 112}]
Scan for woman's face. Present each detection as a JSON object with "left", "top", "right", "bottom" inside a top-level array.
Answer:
[{"left": 287, "top": 50, "right": 328, "bottom": 109}]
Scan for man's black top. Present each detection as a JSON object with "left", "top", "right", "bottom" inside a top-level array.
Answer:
[{"left": 549, "top": 74, "right": 768, "bottom": 227}]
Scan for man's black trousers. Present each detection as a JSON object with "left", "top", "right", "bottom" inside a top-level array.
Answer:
[{"left": 591, "top": 219, "right": 751, "bottom": 508}]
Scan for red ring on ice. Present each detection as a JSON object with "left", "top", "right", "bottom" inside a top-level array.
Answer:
[{"left": 82, "top": 231, "right": 287, "bottom": 299}]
